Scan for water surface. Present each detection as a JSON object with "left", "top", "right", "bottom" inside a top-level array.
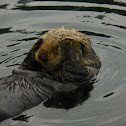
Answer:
[{"left": 0, "top": 0, "right": 126, "bottom": 126}]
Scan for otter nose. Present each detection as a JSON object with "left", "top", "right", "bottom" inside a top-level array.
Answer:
[{"left": 39, "top": 52, "right": 48, "bottom": 62}]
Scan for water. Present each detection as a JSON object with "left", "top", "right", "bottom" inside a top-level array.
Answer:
[{"left": 0, "top": 0, "right": 126, "bottom": 125}]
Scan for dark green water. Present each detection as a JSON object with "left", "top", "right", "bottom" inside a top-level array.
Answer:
[{"left": 0, "top": 0, "right": 126, "bottom": 125}]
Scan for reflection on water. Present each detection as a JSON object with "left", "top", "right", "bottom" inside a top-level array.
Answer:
[
  {"left": 43, "top": 81, "right": 95, "bottom": 109},
  {"left": 81, "top": 31, "right": 111, "bottom": 38},
  {"left": 0, "top": 0, "right": 126, "bottom": 126},
  {"left": 12, "top": 115, "right": 34, "bottom": 122},
  {"left": 103, "top": 92, "right": 114, "bottom": 98},
  {"left": 0, "top": 28, "right": 12, "bottom": 34},
  {"left": 13, "top": 2, "right": 126, "bottom": 16}
]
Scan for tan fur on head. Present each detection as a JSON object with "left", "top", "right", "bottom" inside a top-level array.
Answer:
[
  {"left": 32, "top": 28, "right": 100, "bottom": 75},
  {"left": 41, "top": 27, "right": 91, "bottom": 47},
  {"left": 34, "top": 28, "right": 89, "bottom": 71}
]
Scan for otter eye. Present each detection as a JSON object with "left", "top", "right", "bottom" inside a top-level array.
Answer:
[
  {"left": 34, "top": 39, "right": 43, "bottom": 50},
  {"left": 39, "top": 52, "right": 48, "bottom": 63}
]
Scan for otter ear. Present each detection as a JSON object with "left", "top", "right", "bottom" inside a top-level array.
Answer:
[{"left": 34, "top": 38, "right": 43, "bottom": 51}]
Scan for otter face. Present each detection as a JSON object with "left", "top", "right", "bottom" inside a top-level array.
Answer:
[
  {"left": 34, "top": 37, "right": 86, "bottom": 73},
  {"left": 34, "top": 38, "right": 62, "bottom": 72}
]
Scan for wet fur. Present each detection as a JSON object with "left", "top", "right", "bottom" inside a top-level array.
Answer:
[{"left": 21, "top": 28, "right": 101, "bottom": 82}]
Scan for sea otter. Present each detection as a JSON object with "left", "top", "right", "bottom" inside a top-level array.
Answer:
[{"left": 0, "top": 28, "right": 101, "bottom": 122}]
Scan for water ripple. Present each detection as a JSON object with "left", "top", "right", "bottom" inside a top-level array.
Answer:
[{"left": 0, "top": 0, "right": 126, "bottom": 125}]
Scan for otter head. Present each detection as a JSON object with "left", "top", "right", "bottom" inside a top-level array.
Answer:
[
  {"left": 21, "top": 28, "right": 101, "bottom": 82},
  {"left": 35, "top": 38, "right": 85, "bottom": 70}
]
